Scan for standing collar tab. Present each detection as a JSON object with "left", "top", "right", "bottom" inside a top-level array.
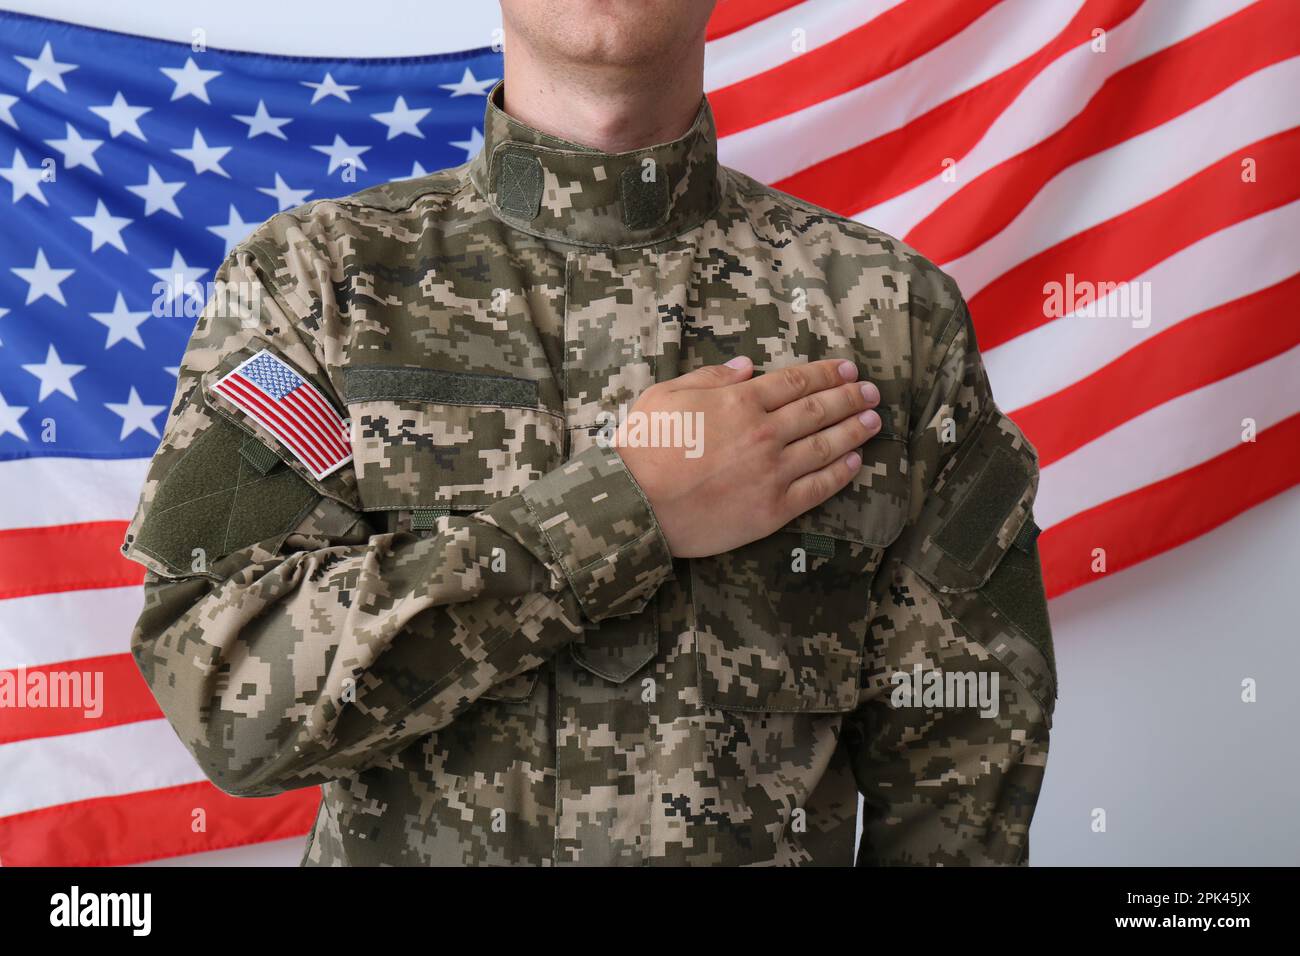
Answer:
[{"left": 469, "top": 82, "right": 721, "bottom": 248}]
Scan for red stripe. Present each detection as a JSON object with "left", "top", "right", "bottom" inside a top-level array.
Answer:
[
  {"left": 292, "top": 382, "right": 350, "bottom": 454},
  {"left": 0, "top": 521, "right": 139, "bottom": 599},
  {"left": 216, "top": 376, "right": 328, "bottom": 474},
  {"left": 1039, "top": 413, "right": 1300, "bottom": 598},
  {"left": 282, "top": 388, "right": 346, "bottom": 460},
  {"left": 773, "top": 0, "right": 1145, "bottom": 216},
  {"left": 968, "top": 128, "right": 1300, "bottom": 350},
  {"left": 219, "top": 375, "right": 331, "bottom": 471},
  {"left": 235, "top": 375, "right": 347, "bottom": 470},
  {"left": 279, "top": 386, "right": 346, "bottom": 462},
  {"left": 905, "top": 0, "right": 1300, "bottom": 264},
  {"left": 706, "top": 0, "right": 805, "bottom": 42},
  {"left": 711, "top": 0, "right": 1000, "bottom": 138},
  {"left": 283, "top": 386, "right": 349, "bottom": 461},
  {"left": 0, "top": 780, "right": 319, "bottom": 867},
  {"left": 1014, "top": 273, "right": 1300, "bottom": 467},
  {"left": 0, "top": 653, "right": 161, "bottom": 745}
]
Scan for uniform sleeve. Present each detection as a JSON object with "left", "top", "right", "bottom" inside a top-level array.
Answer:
[
  {"left": 122, "top": 230, "right": 674, "bottom": 798},
  {"left": 841, "top": 290, "right": 1057, "bottom": 866}
]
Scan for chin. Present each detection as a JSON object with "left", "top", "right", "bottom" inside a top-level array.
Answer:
[{"left": 502, "top": 0, "right": 714, "bottom": 66}]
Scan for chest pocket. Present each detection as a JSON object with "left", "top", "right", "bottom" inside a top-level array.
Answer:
[
  {"left": 689, "top": 434, "right": 910, "bottom": 714},
  {"left": 342, "top": 365, "right": 564, "bottom": 704}
]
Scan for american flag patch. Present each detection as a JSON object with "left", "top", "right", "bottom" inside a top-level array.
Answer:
[{"left": 211, "top": 350, "right": 352, "bottom": 480}]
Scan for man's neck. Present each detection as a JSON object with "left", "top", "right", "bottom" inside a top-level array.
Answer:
[{"left": 500, "top": 42, "right": 705, "bottom": 154}]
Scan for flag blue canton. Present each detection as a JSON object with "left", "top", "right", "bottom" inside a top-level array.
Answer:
[
  {"left": 0, "top": 11, "right": 502, "bottom": 461},
  {"left": 241, "top": 352, "right": 304, "bottom": 400}
]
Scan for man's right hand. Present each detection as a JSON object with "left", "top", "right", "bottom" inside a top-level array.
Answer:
[{"left": 614, "top": 356, "right": 882, "bottom": 558}]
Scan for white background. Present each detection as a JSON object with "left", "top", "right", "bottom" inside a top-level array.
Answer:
[{"left": 8, "top": 0, "right": 1297, "bottom": 867}]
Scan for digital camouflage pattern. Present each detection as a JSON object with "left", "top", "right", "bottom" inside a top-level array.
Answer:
[{"left": 123, "top": 83, "right": 1056, "bottom": 866}]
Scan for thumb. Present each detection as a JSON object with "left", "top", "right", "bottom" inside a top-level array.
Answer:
[{"left": 668, "top": 355, "right": 754, "bottom": 390}]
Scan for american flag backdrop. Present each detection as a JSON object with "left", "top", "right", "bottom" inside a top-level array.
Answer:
[{"left": 0, "top": 1, "right": 1296, "bottom": 865}]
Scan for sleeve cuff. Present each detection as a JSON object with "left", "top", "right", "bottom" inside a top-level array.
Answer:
[{"left": 485, "top": 444, "right": 674, "bottom": 622}]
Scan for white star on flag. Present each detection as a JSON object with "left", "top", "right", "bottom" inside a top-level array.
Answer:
[
  {"left": 234, "top": 100, "right": 292, "bottom": 139},
  {"left": 208, "top": 205, "right": 256, "bottom": 255},
  {"left": 312, "top": 134, "right": 370, "bottom": 174},
  {"left": 302, "top": 72, "right": 359, "bottom": 103},
  {"left": 126, "top": 165, "right": 186, "bottom": 217},
  {"left": 12, "top": 249, "right": 75, "bottom": 305},
  {"left": 22, "top": 345, "right": 85, "bottom": 401},
  {"left": 159, "top": 57, "right": 221, "bottom": 103},
  {"left": 14, "top": 42, "right": 78, "bottom": 93},
  {"left": 46, "top": 123, "right": 105, "bottom": 174},
  {"left": 439, "top": 67, "right": 497, "bottom": 97},
  {"left": 148, "top": 250, "right": 207, "bottom": 306},
  {"left": 390, "top": 161, "right": 430, "bottom": 183},
  {"left": 0, "top": 389, "right": 29, "bottom": 441},
  {"left": 172, "top": 129, "right": 231, "bottom": 177},
  {"left": 105, "top": 387, "right": 165, "bottom": 440},
  {"left": 0, "top": 149, "right": 49, "bottom": 206},
  {"left": 372, "top": 96, "right": 431, "bottom": 139},
  {"left": 258, "top": 173, "right": 312, "bottom": 211},
  {"left": 88, "top": 92, "right": 150, "bottom": 140},
  {"left": 450, "top": 127, "right": 484, "bottom": 161},
  {"left": 0, "top": 93, "right": 20, "bottom": 129},
  {"left": 89, "top": 293, "right": 151, "bottom": 349},
  {"left": 72, "top": 199, "right": 133, "bottom": 253}
]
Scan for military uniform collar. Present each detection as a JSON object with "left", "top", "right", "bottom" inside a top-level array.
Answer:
[{"left": 469, "top": 82, "right": 722, "bottom": 249}]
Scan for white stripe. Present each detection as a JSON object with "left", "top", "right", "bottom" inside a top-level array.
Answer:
[
  {"left": 718, "top": 0, "right": 1083, "bottom": 184},
  {"left": 943, "top": 55, "right": 1300, "bottom": 298},
  {"left": 858, "top": 0, "right": 1260, "bottom": 236},
  {"left": 986, "top": 200, "right": 1300, "bottom": 413},
  {"left": 1034, "top": 346, "right": 1300, "bottom": 530},
  {"left": 0, "top": 456, "right": 147, "bottom": 528},
  {"left": 0, "top": 586, "right": 142, "bottom": 670},
  {"left": 0, "top": 718, "right": 205, "bottom": 817},
  {"left": 704, "top": 0, "right": 907, "bottom": 92}
]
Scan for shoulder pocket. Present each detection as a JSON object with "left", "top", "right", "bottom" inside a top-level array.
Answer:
[
  {"left": 690, "top": 434, "right": 910, "bottom": 714},
  {"left": 127, "top": 415, "right": 319, "bottom": 579}
]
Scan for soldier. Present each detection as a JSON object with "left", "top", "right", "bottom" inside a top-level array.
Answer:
[{"left": 122, "top": 0, "right": 1056, "bottom": 865}]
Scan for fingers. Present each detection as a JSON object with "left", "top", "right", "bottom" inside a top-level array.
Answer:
[
  {"left": 664, "top": 355, "right": 754, "bottom": 391},
  {"left": 781, "top": 406, "right": 881, "bottom": 480},
  {"left": 784, "top": 450, "right": 864, "bottom": 518},
  {"left": 744, "top": 359, "right": 858, "bottom": 411},
  {"left": 769, "top": 380, "right": 880, "bottom": 442}
]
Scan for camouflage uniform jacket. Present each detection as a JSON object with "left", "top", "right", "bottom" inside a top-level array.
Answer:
[{"left": 123, "top": 83, "right": 1057, "bottom": 866}]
